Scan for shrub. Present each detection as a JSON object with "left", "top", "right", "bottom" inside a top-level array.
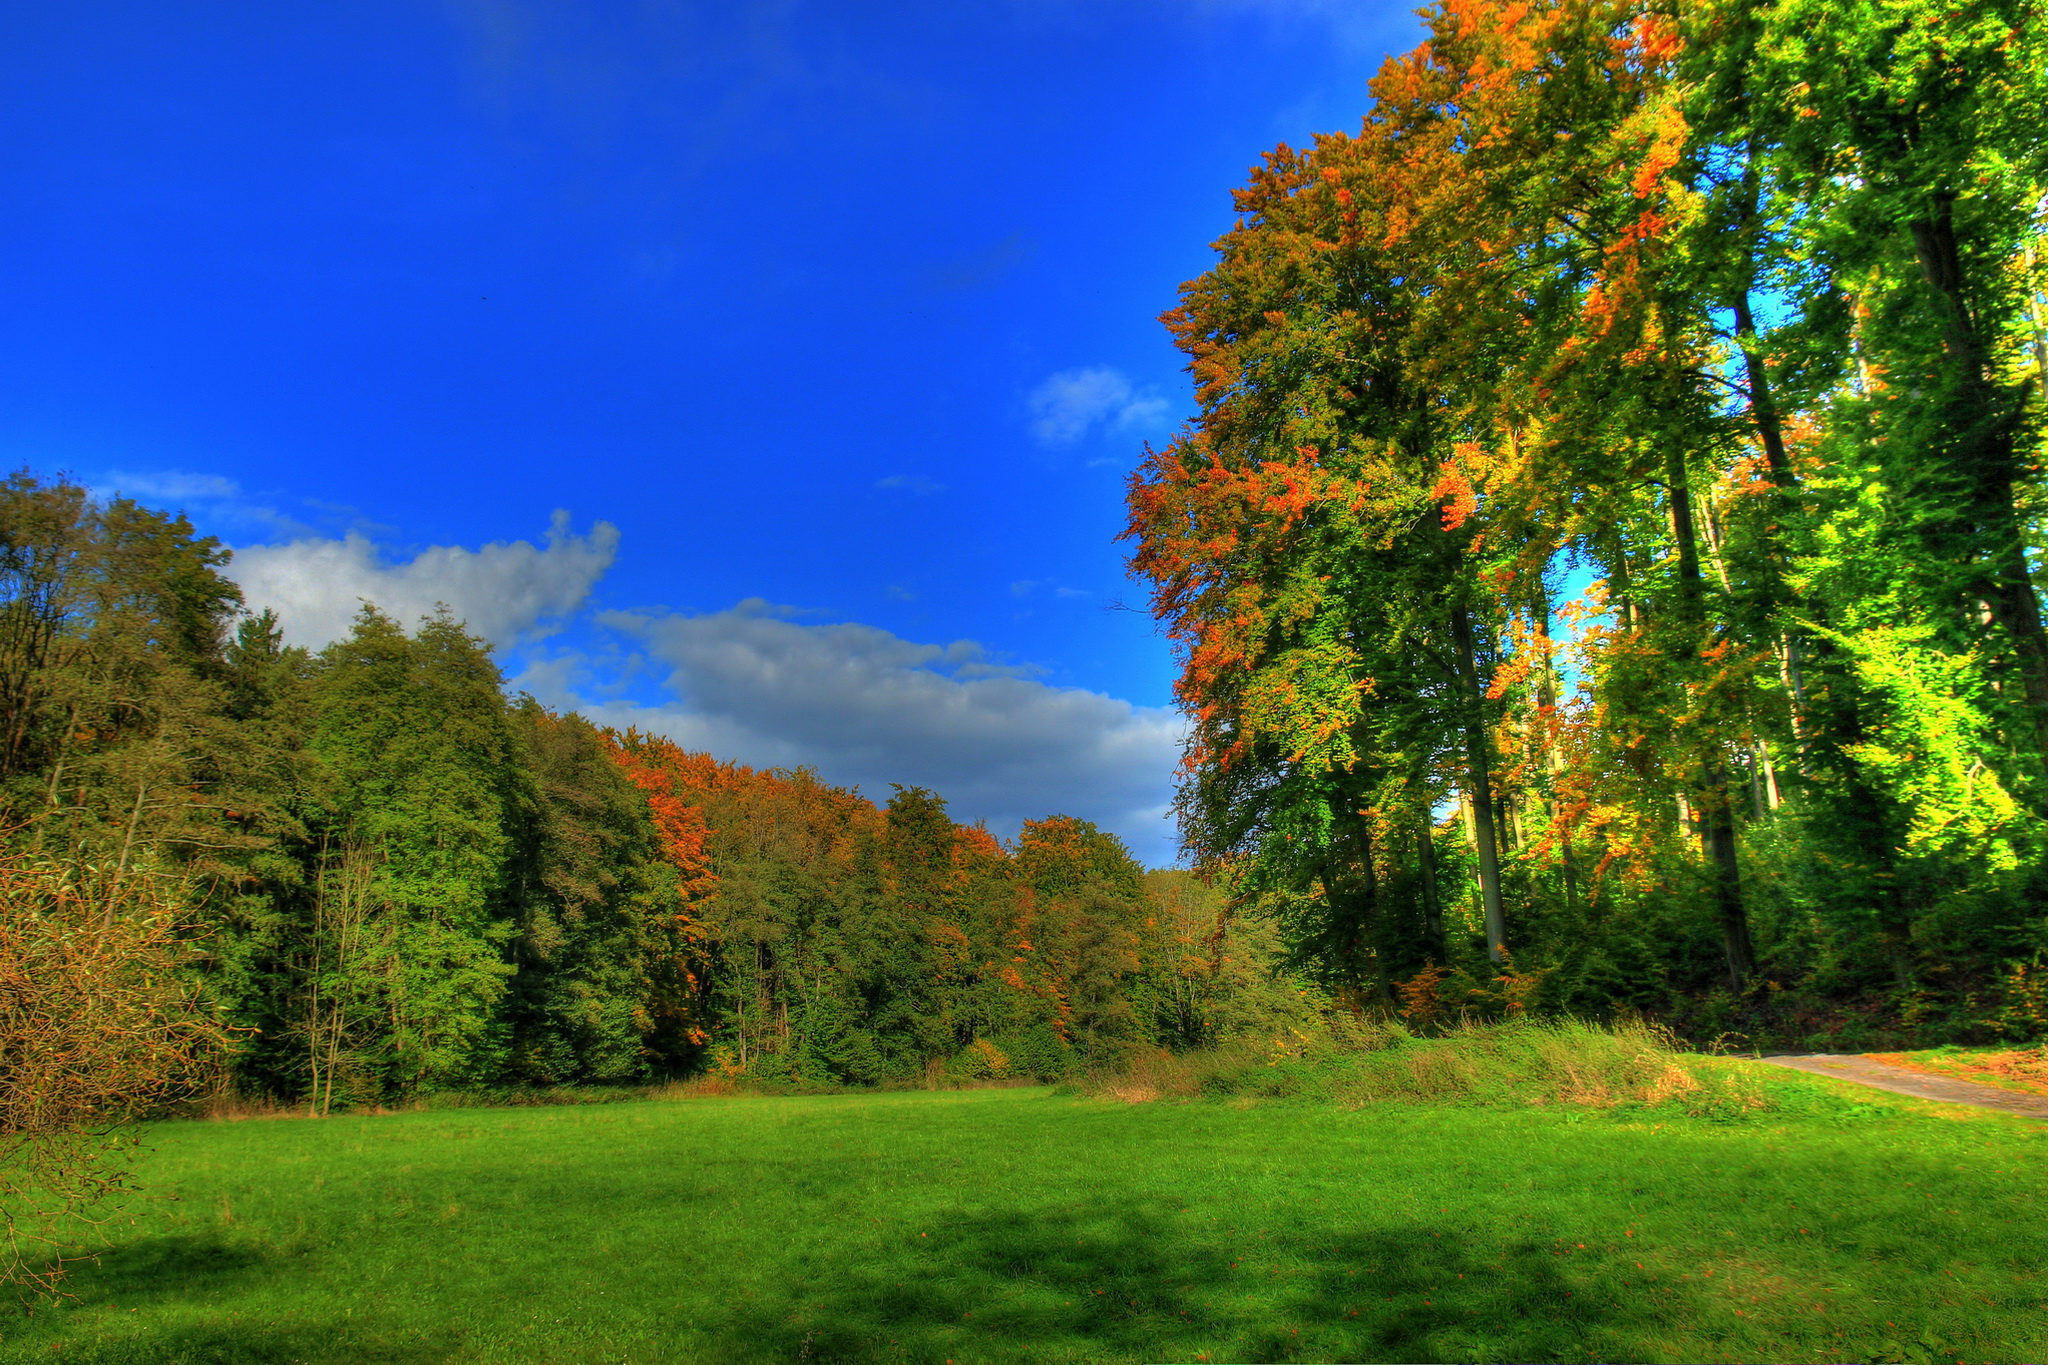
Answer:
[
  {"left": 947, "top": 1039, "right": 1013, "bottom": 1081},
  {"left": 0, "top": 855, "right": 228, "bottom": 1295},
  {"left": 985, "top": 1025, "right": 1075, "bottom": 1082},
  {"left": 1078, "top": 1016, "right": 1770, "bottom": 1118}
]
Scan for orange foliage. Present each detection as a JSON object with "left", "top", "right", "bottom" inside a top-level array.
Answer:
[{"left": 606, "top": 732, "right": 719, "bottom": 907}]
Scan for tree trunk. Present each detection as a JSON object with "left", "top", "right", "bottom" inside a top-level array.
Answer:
[
  {"left": 1908, "top": 198, "right": 2048, "bottom": 769},
  {"left": 1531, "top": 584, "right": 1583, "bottom": 918},
  {"left": 1450, "top": 605, "right": 1507, "bottom": 962},
  {"left": 1667, "top": 446, "right": 1755, "bottom": 990},
  {"left": 1723, "top": 165, "right": 1817, "bottom": 784},
  {"left": 1729, "top": 206, "right": 1794, "bottom": 493},
  {"left": 1610, "top": 546, "right": 1641, "bottom": 630},
  {"left": 1699, "top": 764, "right": 1756, "bottom": 989},
  {"left": 2026, "top": 229, "right": 2048, "bottom": 406},
  {"left": 1323, "top": 796, "right": 1391, "bottom": 1006},
  {"left": 1415, "top": 812, "right": 1447, "bottom": 963}
]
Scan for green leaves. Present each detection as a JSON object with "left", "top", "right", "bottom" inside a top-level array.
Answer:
[{"left": 1130, "top": 0, "right": 2048, "bottom": 1033}]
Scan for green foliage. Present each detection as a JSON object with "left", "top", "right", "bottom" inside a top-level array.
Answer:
[
  {"left": 1122, "top": 0, "right": 2048, "bottom": 1047},
  {"left": 504, "top": 703, "right": 674, "bottom": 1084},
  {"left": 308, "top": 608, "right": 525, "bottom": 1093}
]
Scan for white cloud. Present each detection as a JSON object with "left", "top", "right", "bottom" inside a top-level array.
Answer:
[
  {"left": 522, "top": 599, "right": 1184, "bottom": 865},
  {"left": 1010, "top": 578, "right": 1088, "bottom": 601},
  {"left": 1026, "top": 367, "right": 1172, "bottom": 446},
  {"left": 227, "top": 511, "right": 619, "bottom": 649},
  {"left": 213, "top": 507, "right": 1181, "bottom": 860}
]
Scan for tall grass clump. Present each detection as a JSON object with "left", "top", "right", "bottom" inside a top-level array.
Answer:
[{"left": 1081, "top": 1016, "right": 1768, "bottom": 1119}]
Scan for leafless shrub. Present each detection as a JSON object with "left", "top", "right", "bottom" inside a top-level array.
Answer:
[{"left": 0, "top": 849, "right": 227, "bottom": 1296}]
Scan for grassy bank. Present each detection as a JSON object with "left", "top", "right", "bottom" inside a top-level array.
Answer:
[
  {"left": 5, "top": 1063, "right": 2043, "bottom": 1364},
  {"left": 1076, "top": 1018, "right": 1771, "bottom": 1120}
]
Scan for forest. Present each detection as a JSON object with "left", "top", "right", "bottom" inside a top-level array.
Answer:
[
  {"left": 6, "top": 0, "right": 2047, "bottom": 1122},
  {"left": 1123, "top": 0, "right": 2048, "bottom": 1047},
  {"left": 0, "top": 469, "right": 1311, "bottom": 1105}
]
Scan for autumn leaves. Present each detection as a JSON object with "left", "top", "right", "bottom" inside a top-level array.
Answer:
[{"left": 1126, "top": 0, "right": 2048, "bottom": 1027}]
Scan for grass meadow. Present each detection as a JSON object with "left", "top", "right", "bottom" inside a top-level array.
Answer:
[{"left": 4, "top": 1070, "right": 2043, "bottom": 1365}]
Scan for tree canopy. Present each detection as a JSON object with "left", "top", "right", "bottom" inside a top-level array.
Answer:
[{"left": 1125, "top": 0, "right": 2048, "bottom": 1043}]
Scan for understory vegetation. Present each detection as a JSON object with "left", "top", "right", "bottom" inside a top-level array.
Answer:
[{"left": 1077, "top": 1017, "right": 1770, "bottom": 1120}]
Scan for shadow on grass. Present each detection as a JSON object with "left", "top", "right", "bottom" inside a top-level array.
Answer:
[
  {"left": 693, "top": 1198, "right": 1697, "bottom": 1364},
  {"left": 76, "top": 1235, "right": 272, "bottom": 1301},
  {"left": 1, "top": 1238, "right": 457, "bottom": 1365},
  {"left": 12, "top": 1207, "right": 1703, "bottom": 1364}
]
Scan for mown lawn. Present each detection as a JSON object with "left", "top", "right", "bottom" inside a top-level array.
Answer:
[{"left": 4, "top": 1073, "right": 2043, "bottom": 1364}]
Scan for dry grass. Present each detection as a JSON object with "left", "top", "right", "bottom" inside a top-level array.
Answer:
[
  {"left": 647, "top": 1075, "right": 748, "bottom": 1101},
  {"left": 1867, "top": 1046, "right": 2048, "bottom": 1097},
  {"left": 1078, "top": 1017, "right": 1772, "bottom": 1119},
  {"left": 191, "top": 1092, "right": 322, "bottom": 1123}
]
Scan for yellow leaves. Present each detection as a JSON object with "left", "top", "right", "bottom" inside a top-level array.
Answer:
[
  {"left": 1829, "top": 626, "right": 2036, "bottom": 870},
  {"left": 1238, "top": 639, "right": 1372, "bottom": 769}
]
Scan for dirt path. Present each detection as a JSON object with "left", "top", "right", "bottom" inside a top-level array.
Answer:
[{"left": 1757, "top": 1054, "right": 2048, "bottom": 1120}]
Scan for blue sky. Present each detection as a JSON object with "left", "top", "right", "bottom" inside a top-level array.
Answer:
[{"left": 0, "top": 0, "right": 1424, "bottom": 864}]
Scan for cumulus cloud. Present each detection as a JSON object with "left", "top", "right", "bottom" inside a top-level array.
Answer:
[
  {"left": 1026, "top": 367, "right": 1172, "bottom": 446},
  {"left": 227, "top": 511, "right": 619, "bottom": 649},
  {"left": 213, "top": 507, "right": 1178, "bottom": 859},
  {"left": 525, "top": 599, "right": 1183, "bottom": 864}
]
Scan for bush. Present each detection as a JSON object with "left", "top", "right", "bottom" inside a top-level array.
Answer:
[
  {"left": 0, "top": 856, "right": 228, "bottom": 1295},
  {"left": 1078, "top": 1016, "right": 1771, "bottom": 1118},
  {"left": 945, "top": 1039, "right": 1014, "bottom": 1081}
]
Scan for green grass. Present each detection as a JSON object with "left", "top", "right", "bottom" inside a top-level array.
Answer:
[{"left": 4, "top": 1073, "right": 2043, "bottom": 1364}]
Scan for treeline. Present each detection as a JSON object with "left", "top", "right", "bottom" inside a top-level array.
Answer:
[
  {"left": 0, "top": 470, "right": 1306, "bottom": 1105},
  {"left": 1125, "top": 0, "right": 2048, "bottom": 1046}
]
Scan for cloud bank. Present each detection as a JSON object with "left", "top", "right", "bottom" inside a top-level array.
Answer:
[
  {"left": 525, "top": 599, "right": 1182, "bottom": 862},
  {"left": 215, "top": 508, "right": 1178, "bottom": 861},
  {"left": 1027, "top": 367, "right": 1171, "bottom": 446},
  {"left": 227, "top": 511, "right": 619, "bottom": 649}
]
